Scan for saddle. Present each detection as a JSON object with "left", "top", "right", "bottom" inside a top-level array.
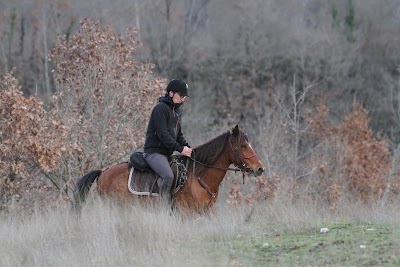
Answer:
[{"left": 127, "top": 152, "right": 188, "bottom": 196}]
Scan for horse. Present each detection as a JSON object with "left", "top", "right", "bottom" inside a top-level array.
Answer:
[{"left": 73, "top": 125, "right": 265, "bottom": 213}]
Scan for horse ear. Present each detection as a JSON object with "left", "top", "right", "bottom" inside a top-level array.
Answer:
[{"left": 232, "top": 125, "right": 239, "bottom": 137}]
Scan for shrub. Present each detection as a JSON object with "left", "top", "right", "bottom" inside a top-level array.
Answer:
[
  {"left": 47, "top": 18, "right": 165, "bottom": 187},
  {"left": 0, "top": 69, "right": 67, "bottom": 208},
  {"left": 306, "top": 102, "right": 396, "bottom": 207}
]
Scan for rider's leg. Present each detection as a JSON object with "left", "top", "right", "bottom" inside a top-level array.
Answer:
[{"left": 144, "top": 153, "right": 173, "bottom": 202}]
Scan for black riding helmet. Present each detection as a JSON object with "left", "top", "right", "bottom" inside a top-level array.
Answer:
[{"left": 166, "top": 79, "right": 189, "bottom": 97}]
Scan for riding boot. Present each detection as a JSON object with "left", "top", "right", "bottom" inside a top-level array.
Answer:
[{"left": 159, "top": 183, "right": 172, "bottom": 205}]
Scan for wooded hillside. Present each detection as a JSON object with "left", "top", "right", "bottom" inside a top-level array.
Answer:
[{"left": 1, "top": 0, "right": 400, "bottom": 212}]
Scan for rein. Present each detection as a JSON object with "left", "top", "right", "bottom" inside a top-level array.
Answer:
[{"left": 189, "top": 156, "right": 242, "bottom": 172}]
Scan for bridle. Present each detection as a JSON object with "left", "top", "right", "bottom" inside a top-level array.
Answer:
[{"left": 228, "top": 135, "right": 257, "bottom": 174}]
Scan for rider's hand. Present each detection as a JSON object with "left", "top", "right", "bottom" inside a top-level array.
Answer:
[{"left": 181, "top": 146, "right": 192, "bottom": 158}]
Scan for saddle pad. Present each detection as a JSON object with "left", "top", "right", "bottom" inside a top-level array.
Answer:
[{"left": 127, "top": 167, "right": 160, "bottom": 196}]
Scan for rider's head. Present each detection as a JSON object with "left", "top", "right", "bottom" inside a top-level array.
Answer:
[{"left": 166, "top": 79, "right": 189, "bottom": 98}]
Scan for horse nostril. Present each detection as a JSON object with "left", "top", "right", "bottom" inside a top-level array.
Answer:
[{"left": 257, "top": 168, "right": 265, "bottom": 175}]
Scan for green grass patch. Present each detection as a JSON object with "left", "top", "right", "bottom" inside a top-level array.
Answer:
[{"left": 226, "top": 222, "right": 400, "bottom": 266}]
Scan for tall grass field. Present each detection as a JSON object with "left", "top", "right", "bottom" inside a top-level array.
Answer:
[{"left": 1, "top": 197, "right": 399, "bottom": 266}]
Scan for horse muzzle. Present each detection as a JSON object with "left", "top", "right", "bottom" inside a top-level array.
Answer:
[{"left": 246, "top": 167, "right": 265, "bottom": 177}]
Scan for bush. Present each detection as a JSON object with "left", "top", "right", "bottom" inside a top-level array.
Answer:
[
  {"left": 306, "top": 102, "right": 399, "bottom": 208},
  {"left": 1, "top": 19, "right": 166, "bottom": 210},
  {"left": 48, "top": 19, "right": 165, "bottom": 187},
  {"left": 0, "top": 69, "right": 67, "bottom": 208}
]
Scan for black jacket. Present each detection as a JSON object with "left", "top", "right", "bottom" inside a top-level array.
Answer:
[{"left": 144, "top": 95, "right": 189, "bottom": 155}]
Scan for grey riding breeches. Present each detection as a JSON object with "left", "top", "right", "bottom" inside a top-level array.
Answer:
[{"left": 143, "top": 153, "right": 174, "bottom": 187}]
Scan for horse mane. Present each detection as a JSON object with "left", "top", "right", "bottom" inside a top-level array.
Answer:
[{"left": 179, "top": 130, "right": 231, "bottom": 176}]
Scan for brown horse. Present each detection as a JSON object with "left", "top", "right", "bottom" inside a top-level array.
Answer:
[{"left": 73, "top": 125, "right": 265, "bottom": 213}]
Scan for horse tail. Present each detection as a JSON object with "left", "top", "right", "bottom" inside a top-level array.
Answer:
[{"left": 73, "top": 170, "right": 102, "bottom": 208}]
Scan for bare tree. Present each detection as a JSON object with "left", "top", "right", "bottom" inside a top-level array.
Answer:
[{"left": 138, "top": 0, "right": 210, "bottom": 76}]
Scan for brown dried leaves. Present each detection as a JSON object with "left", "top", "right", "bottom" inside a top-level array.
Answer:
[{"left": 0, "top": 69, "right": 68, "bottom": 201}]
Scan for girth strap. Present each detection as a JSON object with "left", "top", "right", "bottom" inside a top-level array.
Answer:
[{"left": 196, "top": 176, "right": 217, "bottom": 209}]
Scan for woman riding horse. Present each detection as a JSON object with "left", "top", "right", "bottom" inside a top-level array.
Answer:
[{"left": 74, "top": 125, "right": 265, "bottom": 214}]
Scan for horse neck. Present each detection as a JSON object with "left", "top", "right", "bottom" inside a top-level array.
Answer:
[{"left": 198, "top": 147, "right": 232, "bottom": 191}]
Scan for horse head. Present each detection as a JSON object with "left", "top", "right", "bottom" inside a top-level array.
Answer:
[{"left": 229, "top": 125, "right": 265, "bottom": 177}]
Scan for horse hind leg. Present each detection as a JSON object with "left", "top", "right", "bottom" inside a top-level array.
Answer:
[{"left": 97, "top": 163, "right": 133, "bottom": 204}]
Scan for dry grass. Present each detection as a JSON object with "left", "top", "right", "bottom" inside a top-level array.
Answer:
[{"left": 1, "top": 196, "right": 399, "bottom": 267}]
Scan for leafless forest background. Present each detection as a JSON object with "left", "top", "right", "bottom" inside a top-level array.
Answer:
[{"left": 1, "top": 0, "right": 400, "bottom": 213}]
